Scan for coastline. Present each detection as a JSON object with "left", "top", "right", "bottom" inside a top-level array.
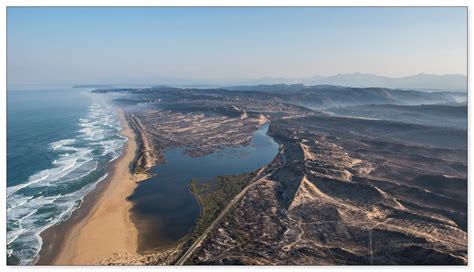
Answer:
[{"left": 37, "top": 110, "right": 139, "bottom": 265}]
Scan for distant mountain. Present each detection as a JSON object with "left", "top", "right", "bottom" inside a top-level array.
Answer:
[
  {"left": 225, "top": 85, "right": 459, "bottom": 109},
  {"left": 75, "top": 73, "right": 467, "bottom": 92},
  {"left": 72, "top": 84, "right": 114, "bottom": 88},
  {"left": 243, "top": 73, "right": 467, "bottom": 92},
  {"left": 227, "top": 84, "right": 306, "bottom": 93},
  {"left": 328, "top": 104, "right": 467, "bottom": 129}
]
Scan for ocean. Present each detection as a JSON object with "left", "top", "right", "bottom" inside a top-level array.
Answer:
[{"left": 6, "top": 86, "right": 127, "bottom": 265}]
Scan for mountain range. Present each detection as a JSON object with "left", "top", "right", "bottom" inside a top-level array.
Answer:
[
  {"left": 84, "top": 73, "right": 467, "bottom": 92},
  {"left": 242, "top": 73, "right": 467, "bottom": 91}
]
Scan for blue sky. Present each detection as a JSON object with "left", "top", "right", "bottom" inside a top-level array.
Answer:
[{"left": 7, "top": 7, "right": 467, "bottom": 85}]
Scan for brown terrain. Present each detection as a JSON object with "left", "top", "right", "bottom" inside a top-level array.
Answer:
[
  {"left": 187, "top": 115, "right": 467, "bottom": 265},
  {"left": 92, "top": 85, "right": 467, "bottom": 265}
]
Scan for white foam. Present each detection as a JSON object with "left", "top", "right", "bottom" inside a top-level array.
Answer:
[
  {"left": 97, "top": 139, "right": 125, "bottom": 156},
  {"left": 7, "top": 228, "right": 25, "bottom": 245},
  {"left": 58, "top": 160, "right": 98, "bottom": 183},
  {"left": 7, "top": 172, "right": 49, "bottom": 197},
  {"left": 7, "top": 100, "right": 126, "bottom": 265},
  {"left": 7, "top": 195, "right": 33, "bottom": 210},
  {"left": 50, "top": 139, "right": 75, "bottom": 150}
]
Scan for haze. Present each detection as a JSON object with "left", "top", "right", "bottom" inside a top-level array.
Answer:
[{"left": 7, "top": 7, "right": 467, "bottom": 85}]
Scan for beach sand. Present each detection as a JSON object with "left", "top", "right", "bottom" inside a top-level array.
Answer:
[{"left": 38, "top": 111, "right": 139, "bottom": 265}]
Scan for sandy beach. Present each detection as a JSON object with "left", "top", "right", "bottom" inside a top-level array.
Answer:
[{"left": 38, "top": 111, "right": 139, "bottom": 265}]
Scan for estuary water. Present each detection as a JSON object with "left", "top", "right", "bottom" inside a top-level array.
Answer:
[
  {"left": 7, "top": 86, "right": 126, "bottom": 265},
  {"left": 128, "top": 123, "right": 279, "bottom": 250}
]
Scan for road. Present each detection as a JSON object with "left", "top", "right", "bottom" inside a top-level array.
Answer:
[{"left": 175, "top": 144, "right": 287, "bottom": 265}]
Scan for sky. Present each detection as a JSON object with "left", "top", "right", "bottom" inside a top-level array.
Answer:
[{"left": 7, "top": 7, "right": 467, "bottom": 85}]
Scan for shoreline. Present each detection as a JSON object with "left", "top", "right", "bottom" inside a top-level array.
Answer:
[{"left": 37, "top": 110, "right": 139, "bottom": 265}]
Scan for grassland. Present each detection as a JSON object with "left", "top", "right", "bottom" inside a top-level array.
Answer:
[{"left": 189, "top": 171, "right": 257, "bottom": 242}]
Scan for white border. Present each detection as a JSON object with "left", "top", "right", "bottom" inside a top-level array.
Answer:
[
  {"left": 1, "top": 1, "right": 471, "bottom": 272},
  {"left": 0, "top": 0, "right": 471, "bottom": 7}
]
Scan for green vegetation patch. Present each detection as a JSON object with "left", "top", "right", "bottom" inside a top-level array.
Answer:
[{"left": 189, "top": 171, "right": 256, "bottom": 242}]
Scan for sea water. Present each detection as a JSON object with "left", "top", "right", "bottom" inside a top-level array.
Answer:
[{"left": 7, "top": 86, "right": 127, "bottom": 265}]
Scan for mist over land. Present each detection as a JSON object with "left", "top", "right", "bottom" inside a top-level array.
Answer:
[
  {"left": 77, "top": 82, "right": 467, "bottom": 265},
  {"left": 71, "top": 73, "right": 467, "bottom": 92},
  {"left": 7, "top": 6, "right": 468, "bottom": 266},
  {"left": 8, "top": 77, "right": 468, "bottom": 265}
]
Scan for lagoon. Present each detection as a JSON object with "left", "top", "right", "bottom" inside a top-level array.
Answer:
[{"left": 128, "top": 123, "right": 279, "bottom": 250}]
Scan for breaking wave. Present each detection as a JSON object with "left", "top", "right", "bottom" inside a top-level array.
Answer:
[{"left": 7, "top": 102, "right": 127, "bottom": 265}]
